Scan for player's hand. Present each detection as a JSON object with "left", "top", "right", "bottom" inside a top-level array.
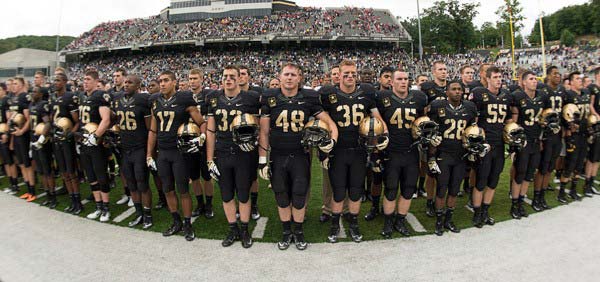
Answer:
[
  {"left": 258, "top": 157, "right": 271, "bottom": 180},
  {"left": 197, "top": 133, "right": 206, "bottom": 147},
  {"left": 239, "top": 142, "right": 256, "bottom": 152},
  {"left": 318, "top": 150, "right": 330, "bottom": 169},
  {"left": 566, "top": 136, "right": 576, "bottom": 153},
  {"left": 550, "top": 126, "right": 561, "bottom": 135},
  {"left": 588, "top": 135, "right": 595, "bottom": 144},
  {"left": 13, "top": 129, "right": 23, "bottom": 136},
  {"left": 318, "top": 138, "right": 335, "bottom": 153},
  {"left": 427, "top": 158, "right": 441, "bottom": 175},
  {"left": 478, "top": 144, "right": 491, "bottom": 158},
  {"left": 84, "top": 134, "right": 98, "bottom": 146},
  {"left": 376, "top": 134, "right": 389, "bottom": 151},
  {"left": 430, "top": 135, "right": 442, "bottom": 147},
  {"left": 207, "top": 160, "right": 220, "bottom": 181},
  {"left": 370, "top": 153, "right": 384, "bottom": 173},
  {"left": 146, "top": 157, "right": 157, "bottom": 171}
]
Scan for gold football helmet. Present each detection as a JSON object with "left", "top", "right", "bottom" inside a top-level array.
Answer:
[
  {"left": 110, "top": 124, "right": 121, "bottom": 134},
  {"left": 503, "top": 121, "right": 526, "bottom": 147},
  {"left": 34, "top": 123, "right": 49, "bottom": 137},
  {"left": 54, "top": 117, "right": 73, "bottom": 141},
  {"left": 462, "top": 125, "right": 486, "bottom": 149},
  {"left": 562, "top": 103, "right": 581, "bottom": 123},
  {"left": 231, "top": 113, "right": 259, "bottom": 145},
  {"left": 411, "top": 116, "right": 439, "bottom": 141},
  {"left": 588, "top": 114, "right": 600, "bottom": 134},
  {"left": 10, "top": 113, "right": 26, "bottom": 130},
  {"left": 82, "top": 123, "right": 99, "bottom": 135},
  {"left": 177, "top": 122, "right": 202, "bottom": 152},
  {"left": 301, "top": 119, "right": 331, "bottom": 148},
  {"left": 539, "top": 108, "right": 559, "bottom": 126},
  {"left": 358, "top": 116, "right": 385, "bottom": 150}
]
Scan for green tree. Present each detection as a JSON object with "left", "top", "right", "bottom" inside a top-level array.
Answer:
[
  {"left": 0, "top": 35, "right": 75, "bottom": 54},
  {"left": 495, "top": 0, "right": 524, "bottom": 48},
  {"left": 560, "top": 29, "right": 576, "bottom": 46}
]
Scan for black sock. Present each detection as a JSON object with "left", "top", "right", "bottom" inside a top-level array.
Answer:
[
  {"left": 331, "top": 213, "right": 341, "bottom": 227},
  {"left": 418, "top": 176, "right": 425, "bottom": 190},
  {"left": 205, "top": 195, "right": 213, "bottom": 206},
  {"left": 292, "top": 221, "right": 303, "bottom": 232},
  {"left": 102, "top": 202, "right": 109, "bottom": 212},
  {"left": 229, "top": 222, "right": 239, "bottom": 231},
  {"left": 518, "top": 195, "right": 524, "bottom": 203},
  {"left": 251, "top": 192, "right": 258, "bottom": 208},
  {"left": 124, "top": 187, "right": 130, "bottom": 197},
  {"left": 134, "top": 202, "right": 143, "bottom": 216},
  {"left": 571, "top": 179, "right": 578, "bottom": 190},
  {"left": 463, "top": 177, "right": 470, "bottom": 191},
  {"left": 9, "top": 177, "right": 17, "bottom": 186},
  {"left": 27, "top": 183, "right": 35, "bottom": 195},
  {"left": 282, "top": 220, "right": 291, "bottom": 232},
  {"left": 95, "top": 201, "right": 103, "bottom": 211},
  {"left": 427, "top": 199, "right": 433, "bottom": 205},
  {"left": 183, "top": 217, "right": 191, "bottom": 225},
  {"left": 560, "top": 182, "right": 567, "bottom": 192},
  {"left": 171, "top": 212, "right": 181, "bottom": 222},
  {"left": 349, "top": 213, "right": 358, "bottom": 225},
  {"left": 534, "top": 190, "right": 541, "bottom": 199},
  {"left": 556, "top": 170, "right": 562, "bottom": 179},
  {"left": 143, "top": 207, "right": 151, "bottom": 217},
  {"left": 511, "top": 198, "right": 519, "bottom": 205},
  {"left": 482, "top": 203, "right": 490, "bottom": 212},
  {"left": 240, "top": 222, "right": 249, "bottom": 231},
  {"left": 396, "top": 213, "right": 406, "bottom": 220},
  {"left": 372, "top": 195, "right": 380, "bottom": 208},
  {"left": 196, "top": 195, "right": 205, "bottom": 208}
]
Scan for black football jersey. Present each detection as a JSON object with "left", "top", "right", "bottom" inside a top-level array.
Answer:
[
  {"left": 29, "top": 100, "right": 50, "bottom": 141},
  {"left": 191, "top": 89, "right": 213, "bottom": 117},
  {"left": 7, "top": 92, "right": 30, "bottom": 114},
  {"left": 468, "top": 80, "right": 485, "bottom": 90},
  {"left": 588, "top": 83, "right": 600, "bottom": 114},
  {"left": 319, "top": 84, "right": 377, "bottom": 149},
  {"left": 428, "top": 99, "right": 477, "bottom": 154},
  {"left": 113, "top": 92, "right": 151, "bottom": 150},
  {"left": 469, "top": 87, "right": 513, "bottom": 145},
  {"left": 207, "top": 90, "right": 261, "bottom": 151},
  {"left": 421, "top": 81, "right": 447, "bottom": 104},
  {"left": 152, "top": 91, "right": 196, "bottom": 150},
  {"left": 50, "top": 92, "right": 79, "bottom": 123},
  {"left": 512, "top": 90, "right": 545, "bottom": 141},
  {"left": 376, "top": 90, "right": 427, "bottom": 152},
  {"left": 79, "top": 90, "right": 111, "bottom": 126},
  {"left": 569, "top": 90, "right": 591, "bottom": 130},
  {"left": 540, "top": 84, "right": 568, "bottom": 114},
  {"left": 460, "top": 81, "right": 473, "bottom": 101},
  {"left": 0, "top": 96, "right": 9, "bottom": 123},
  {"left": 261, "top": 88, "right": 323, "bottom": 153}
]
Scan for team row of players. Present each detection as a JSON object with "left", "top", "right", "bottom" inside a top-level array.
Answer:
[{"left": 1, "top": 61, "right": 599, "bottom": 250}]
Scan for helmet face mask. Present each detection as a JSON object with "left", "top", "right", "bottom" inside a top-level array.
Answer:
[
  {"left": 562, "top": 103, "right": 581, "bottom": 123},
  {"left": 503, "top": 122, "right": 526, "bottom": 149},
  {"left": 177, "top": 123, "right": 201, "bottom": 152},
  {"left": 462, "top": 125, "right": 485, "bottom": 153},
  {"left": 301, "top": 119, "right": 330, "bottom": 148},
  {"left": 10, "top": 114, "right": 26, "bottom": 131},
  {"left": 411, "top": 117, "right": 439, "bottom": 145},
  {"left": 540, "top": 109, "right": 560, "bottom": 131},
  {"left": 54, "top": 117, "right": 73, "bottom": 141},
  {"left": 231, "top": 113, "right": 259, "bottom": 145}
]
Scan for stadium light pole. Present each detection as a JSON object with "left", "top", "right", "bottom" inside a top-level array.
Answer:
[
  {"left": 416, "top": 0, "right": 423, "bottom": 61},
  {"left": 55, "top": 0, "right": 64, "bottom": 70}
]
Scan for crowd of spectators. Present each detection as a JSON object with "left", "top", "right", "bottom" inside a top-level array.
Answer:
[{"left": 64, "top": 7, "right": 406, "bottom": 51}]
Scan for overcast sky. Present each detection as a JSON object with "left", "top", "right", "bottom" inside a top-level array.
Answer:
[{"left": 0, "top": 0, "right": 589, "bottom": 40}]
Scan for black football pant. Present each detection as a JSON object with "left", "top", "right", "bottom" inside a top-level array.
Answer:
[
  {"left": 120, "top": 148, "right": 149, "bottom": 192},
  {"left": 215, "top": 148, "right": 255, "bottom": 203},
  {"left": 328, "top": 147, "right": 367, "bottom": 203},
  {"left": 80, "top": 145, "right": 110, "bottom": 192},
  {"left": 383, "top": 150, "right": 419, "bottom": 201},
  {"left": 475, "top": 143, "right": 505, "bottom": 191},
  {"left": 157, "top": 149, "right": 190, "bottom": 194},
  {"left": 270, "top": 151, "right": 311, "bottom": 209},
  {"left": 436, "top": 152, "right": 466, "bottom": 198},
  {"left": 513, "top": 141, "right": 541, "bottom": 184}
]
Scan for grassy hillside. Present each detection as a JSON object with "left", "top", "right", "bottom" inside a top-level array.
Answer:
[{"left": 0, "top": 35, "right": 75, "bottom": 54}]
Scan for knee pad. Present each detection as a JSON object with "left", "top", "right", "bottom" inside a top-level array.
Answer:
[
  {"left": 436, "top": 186, "right": 448, "bottom": 199},
  {"left": 90, "top": 183, "right": 100, "bottom": 192},
  {"left": 100, "top": 183, "right": 110, "bottom": 193},
  {"left": 275, "top": 192, "right": 290, "bottom": 208},
  {"left": 176, "top": 182, "right": 189, "bottom": 194},
  {"left": 400, "top": 185, "right": 416, "bottom": 200},
  {"left": 237, "top": 190, "right": 250, "bottom": 204},
  {"left": 136, "top": 180, "right": 149, "bottom": 192},
  {"left": 384, "top": 186, "right": 398, "bottom": 202},
  {"left": 348, "top": 186, "right": 363, "bottom": 202}
]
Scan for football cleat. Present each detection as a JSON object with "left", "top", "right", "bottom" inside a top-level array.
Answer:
[
  {"left": 71, "top": 202, "right": 83, "bottom": 215},
  {"left": 240, "top": 229, "right": 253, "bottom": 248},
  {"left": 510, "top": 202, "right": 521, "bottom": 219},
  {"left": 154, "top": 201, "right": 165, "bottom": 210},
  {"left": 142, "top": 215, "right": 153, "bottom": 230},
  {"left": 204, "top": 205, "right": 215, "bottom": 219},
  {"left": 381, "top": 215, "right": 394, "bottom": 239},
  {"left": 116, "top": 195, "right": 129, "bottom": 205},
  {"left": 393, "top": 216, "right": 411, "bottom": 236},
  {"left": 472, "top": 208, "right": 484, "bottom": 228},
  {"left": 568, "top": 189, "right": 581, "bottom": 201},
  {"left": 162, "top": 221, "right": 182, "bottom": 237},
  {"left": 426, "top": 200, "right": 435, "bottom": 217},
  {"left": 443, "top": 210, "right": 460, "bottom": 233},
  {"left": 87, "top": 209, "right": 102, "bottom": 220},
  {"left": 364, "top": 206, "right": 379, "bottom": 221},
  {"left": 277, "top": 231, "right": 293, "bottom": 250},
  {"left": 222, "top": 229, "right": 240, "bottom": 247},
  {"left": 584, "top": 187, "right": 593, "bottom": 198},
  {"left": 348, "top": 224, "right": 363, "bottom": 243},
  {"left": 100, "top": 210, "right": 111, "bottom": 222},
  {"left": 20, "top": 193, "right": 31, "bottom": 199},
  {"left": 531, "top": 197, "right": 544, "bottom": 212},
  {"left": 48, "top": 198, "right": 58, "bottom": 210},
  {"left": 128, "top": 216, "right": 143, "bottom": 227},
  {"left": 191, "top": 206, "right": 204, "bottom": 218},
  {"left": 327, "top": 226, "right": 339, "bottom": 243},
  {"left": 518, "top": 202, "right": 528, "bottom": 218},
  {"left": 434, "top": 212, "right": 444, "bottom": 236},
  {"left": 319, "top": 213, "right": 331, "bottom": 223},
  {"left": 557, "top": 191, "right": 569, "bottom": 204},
  {"left": 183, "top": 223, "right": 195, "bottom": 242},
  {"left": 26, "top": 195, "right": 37, "bottom": 202},
  {"left": 251, "top": 206, "right": 261, "bottom": 220},
  {"left": 294, "top": 230, "right": 308, "bottom": 251}
]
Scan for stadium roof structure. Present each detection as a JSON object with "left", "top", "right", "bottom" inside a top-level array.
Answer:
[{"left": 0, "top": 48, "right": 60, "bottom": 79}]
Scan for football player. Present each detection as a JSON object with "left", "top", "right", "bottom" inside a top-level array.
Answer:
[
  {"left": 533, "top": 66, "right": 567, "bottom": 208},
  {"left": 110, "top": 68, "right": 131, "bottom": 206},
  {"left": 206, "top": 65, "right": 261, "bottom": 248},
  {"left": 113, "top": 75, "right": 154, "bottom": 229},
  {"left": 79, "top": 70, "right": 113, "bottom": 222},
  {"left": 188, "top": 69, "right": 214, "bottom": 219},
  {"left": 238, "top": 65, "right": 263, "bottom": 220},
  {"left": 146, "top": 79, "right": 167, "bottom": 209},
  {"left": 459, "top": 65, "right": 475, "bottom": 100},
  {"left": 0, "top": 81, "right": 18, "bottom": 195},
  {"left": 51, "top": 73, "right": 82, "bottom": 213},
  {"left": 585, "top": 67, "right": 600, "bottom": 195},
  {"left": 147, "top": 70, "right": 204, "bottom": 241},
  {"left": 510, "top": 71, "right": 544, "bottom": 219},
  {"left": 428, "top": 80, "right": 478, "bottom": 236},
  {"left": 258, "top": 63, "right": 338, "bottom": 250},
  {"left": 558, "top": 71, "right": 590, "bottom": 202},
  {"left": 319, "top": 59, "right": 388, "bottom": 243},
  {"left": 376, "top": 70, "right": 430, "bottom": 238},
  {"left": 29, "top": 87, "right": 55, "bottom": 206},
  {"left": 8, "top": 77, "right": 36, "bottom": 201},
  {"left": 469, "top": 66, "right": 513, "bottom": 227}
]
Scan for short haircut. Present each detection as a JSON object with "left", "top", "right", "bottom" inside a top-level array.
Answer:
[
  {"left": 521, "top": 71, "right": 536, "bottom": 81},
  {"left": 486, "top": 66, "right": 501, "bottom": 78},
  {"left": 85, "top": 70, "right": 100, "bottom": 80},
  {"left": 479, "top": 63, "right": 493, "bottom": 74},
  {"left": 223, "top": 65, "right": 240, "bottom": 76},
  {"left": 459, "top": 65, "right": 473, "bottom": 74},
  {"left": 159, "top": 70, "right": 176, "bottom": 81},
  {"left": 281, "top": 62, "right": 303, "bottom": 76},
  {"left": 149, "top": 79, "right": 159, "bottom": 85},
  {"left": 546, "top": 66, "right": 559, "bottom": 76},
  {"left": 35, "top": 71, "right": 45, "bottom": 76},
  {"left": 55, "top": 66, "right": 66, "bottom": 74},
  {"left": 238, "top": 65, "right": 251, "bottom": 77},
  {"left": 339, "top": 60, "right": 356, "bottom": 68},
  {"left": 189, "top": 68, "right": 203, "bottom": 76},
  {"left": 379, "top": 66, "right": 395, "bottom": 77},
  {"left": 14, "top": 77, "right": 25, "bottom": 85},
  {"left": 447, "top": 80, "right": 464, "bottom": 91},
  {"left": 330, "top": 65, "right": 340, "bottom": 71},
  {"left": 431, "top": 60, "right": 445, "bottom": 70},
  {"left": 0, "top": 82, "right": 6, "bottom": 91},
  {"left": 594, "top": 67, "right": 600, "bottom": 76},
  {"left": 55, "top": 73, "right": 68, "bottom": 82},
  {"left": 98, "top": 80, "right": 106, "bottom": 87},
  {"left": 114, "top": 68, "right": 127, "bottom": 76},
  {"left": 416, "top": 74, "right": 428, "bottom": 81},
  {"left": 568, "top": 71, "right": 581, "bottom": 82}
]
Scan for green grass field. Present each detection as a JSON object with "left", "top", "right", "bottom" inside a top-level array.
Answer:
[{"left": 1, "top": 154, "right": 591, "bottom": 244}]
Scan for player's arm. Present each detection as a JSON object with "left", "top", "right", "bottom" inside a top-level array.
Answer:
[
  {"left": 510, "top": 106, "right": 519, "bottom": 122},
  {"left": 315, "top": 111, "right": 338, "bottom": 141},
  {"left": 370, "top": 109, "right": 389, "bottom": 133},
  {"left": 258, "top": 116, "right": 270, "bottom": 158},
  {"left": 590, "top": 95, "right": 599, "bottom": 117},
  {"left": 146, "top": 110, "right": 157, "bottom": 160},
  {"left": 15, "top": 109, "right": 30, "bottom": 136},
  {"left": 95, "top": 106, "right": 111, "bottom": 137},
  {"left": 187, "top": 105, "right": 204, "bottom": 126},
  {"left": 206, "top": 116, "right": 216, "bottom": 161}
]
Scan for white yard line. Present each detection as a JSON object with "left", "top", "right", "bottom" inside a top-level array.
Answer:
[
  {"left": 338, "top": 219, "right": 347, "bottom": 239},
  {"left": 465, "top": 205, "right": 474, "bottom": 213},
  {"left": 406, "top": 213, "right": 427, "bottom": 233},
  {"left": 113, "top": 207, "right": 136, "bottom": 223},
  {"left": 251, "top": 217, "right": 268, "bottom": 239},
  {"left": 36, "top": 186, "right": 64, "bottom": 199}
]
